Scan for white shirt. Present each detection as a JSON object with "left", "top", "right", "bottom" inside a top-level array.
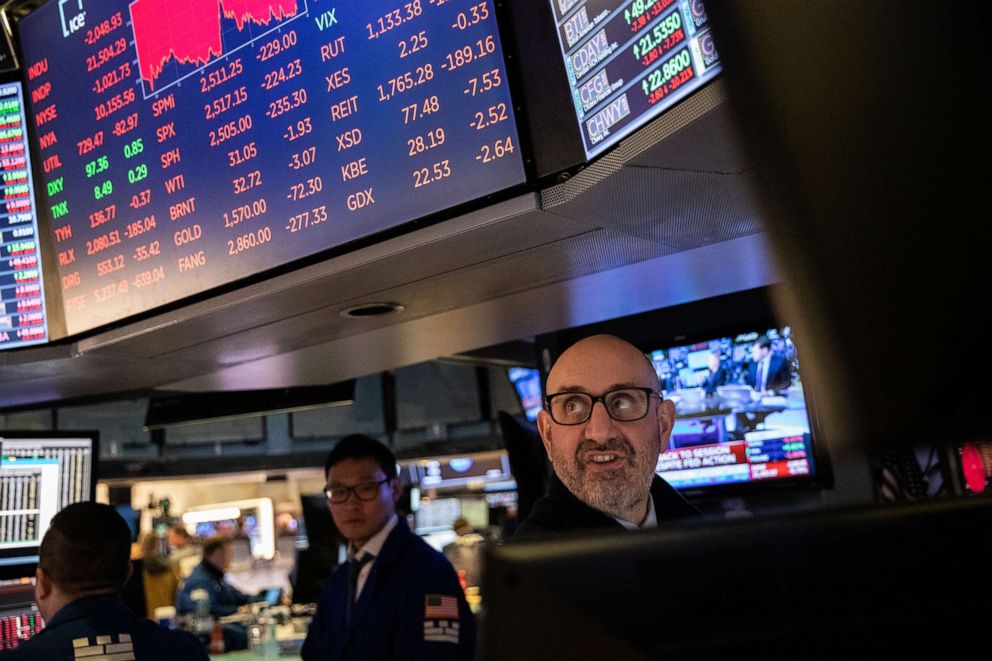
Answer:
[
  {"left": 348, "top": 514, "right": 398, "bottom": 599},
  {"left": 615, "top": 495, "right": 658, "bottom": 530}
]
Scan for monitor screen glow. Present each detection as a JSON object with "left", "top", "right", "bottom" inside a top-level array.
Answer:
[{"left": 649, "top": 326, "right": 817, "bottom": 491}]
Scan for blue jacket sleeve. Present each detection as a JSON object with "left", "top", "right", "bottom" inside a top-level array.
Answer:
[{"left": 394, "top": 556, "right": 476, "bottom": 661}]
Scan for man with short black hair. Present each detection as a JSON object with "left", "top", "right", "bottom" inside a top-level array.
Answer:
[
  {"left": 747, "top": 335, "right": 792, "bottom": 393},
  {"left": 302, "top": 434, "right": 475, "bottom": 660},
  {"left": 177, "top": 535, "right": 251, "bottom": 650},
  {"left": 514, "top": 335, "right": 700, "bottom": 539},
  {"left": 0, "top": 502, "right": 207, "bottom": 660}
]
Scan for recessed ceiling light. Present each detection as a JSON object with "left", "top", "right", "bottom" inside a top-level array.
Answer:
[{"left": 339, "top": 302, "right": 405, "bottom": 318}]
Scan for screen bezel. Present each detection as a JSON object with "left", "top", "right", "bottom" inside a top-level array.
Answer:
[{"left": 0, "top": 429, "right": 99, "bottom": 577}]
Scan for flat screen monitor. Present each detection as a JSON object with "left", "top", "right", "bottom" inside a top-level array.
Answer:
[
  {"left": 16, "top": 0, "right": 527, "bottom": 336},
  {"left": 0, "top": 79, "right": 49, "bottom": 351},
  {"left": 548, "top": 0, "right": 722, "bottom": 159},
  {"left": 414, "top": 451, "right": 515, "bottom": 491},
  {"left": 0, "top": 432, "right": 97, "bottom": 568},
  {"left": 0, "top": 577, "right": 42, "bottom": 651},
  {"left": 507, "top": 367, "right": 542, "bottom": 422},
  {"left": 647, "top": 325, "right": 823, "bottom": 492},
  {"left": 182, "top": 497, "right": 274, "bottom": 559}
]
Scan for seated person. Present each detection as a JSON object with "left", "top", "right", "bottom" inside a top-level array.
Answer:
[
  {"left": 0, "top": 502, "right": 207, "bottom": 660},
  {"left": 140, "top": 532, "right": 181, "bottom": 617},
  {"left": 177, "top": 536, "right": 251, "bottom": 650},
  {"left": 701, "top": 351, "right": 730, "bottom": 395}
]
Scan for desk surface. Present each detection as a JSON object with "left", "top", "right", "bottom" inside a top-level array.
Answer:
[{"left": 210, "top": 651, "right": 300, "bottom": 660}]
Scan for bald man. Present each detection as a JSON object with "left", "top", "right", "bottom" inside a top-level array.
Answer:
[{"left": 514, "top": 335, "right": 700, "bottom": 539}]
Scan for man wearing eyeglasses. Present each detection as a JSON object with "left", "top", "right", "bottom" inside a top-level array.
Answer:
[
  {"left": 514, "top": 335, "right": 700, "bottom": 539},
  {"left": 301, "top": 434, "right": 475, "bottom": 661}
]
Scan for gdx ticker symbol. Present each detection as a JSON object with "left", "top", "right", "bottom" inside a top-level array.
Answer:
[{"left": 59, "top": 0, "right": 86, "bottom": 38}]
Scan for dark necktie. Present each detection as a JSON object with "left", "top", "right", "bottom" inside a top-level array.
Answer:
[{"left": 345, "top": 554, "right": 374, "bottom": 623}]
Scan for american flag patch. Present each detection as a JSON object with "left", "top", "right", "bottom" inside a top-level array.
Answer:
[{"left": 424, "top": 594, "right": 459, "bottom": 620}]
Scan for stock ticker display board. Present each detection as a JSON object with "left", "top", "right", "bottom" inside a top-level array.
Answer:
[
  {"left": 0, "top": 81, "right": 48, "bottom": 351},
  {"left": 19, "top": 0, "right": 525, "bottom": 335},
  {"left": 550, "top": 0, "right": 722, "bottom": 159}
]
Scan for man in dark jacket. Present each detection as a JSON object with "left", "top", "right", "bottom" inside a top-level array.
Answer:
[
  {"left": 176, "top": 535, "right": 251, "bottom": 650},
  {"left": 302, "top": 434, "right": 475, "bottom": 660},
  {"left": 514, "top": 335, "right": 700, "bottom": 539},
  {"left": 0, "top": 502, "right": 207, "bottom": 660}
]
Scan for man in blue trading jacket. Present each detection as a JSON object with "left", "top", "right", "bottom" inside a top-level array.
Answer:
[
  {"left": 177, "top": 535, "right": 252, "bottom": 650},
  {"left": 302, "top": 434, "right": 475, "bottom": 660},
  {"left": 0, "top": 502, "right": 207, "bottom": 660},
  {"left": 514, "top": 335, "right": 701, "bottom": 539}
]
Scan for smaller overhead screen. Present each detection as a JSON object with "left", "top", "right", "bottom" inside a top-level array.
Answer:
[
  {"left": 549, "top": 0, "right": 722, "bottom": 159},
  {"left": 0, "top": 433, "right": 97, "bottom": 566},
  {"left": 649, "top": 326, "right": 818, "bottom": 491},
  {"left": 0, "top": 81, "right": 49, "bottom": 351},
  {"left": 507, "top": 367, "right": 541, "bottom": 422},
  {"left": 413, "top": 451, "right": 515, "bottom": 491}
]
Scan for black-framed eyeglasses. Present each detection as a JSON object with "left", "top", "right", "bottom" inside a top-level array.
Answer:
[
  {"left": 324, "top": 478, "right": 390, "bottom": 504},
  {"left": 544, "top": 387, "right": 660, "bottom": 425}
]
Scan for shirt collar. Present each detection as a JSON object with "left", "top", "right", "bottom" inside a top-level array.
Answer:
[
  {"left": 615, "top": 494, "right": 657, "bottom": 530},
  {"left": 349, "top": 513, "right": 398, "bottom": 560}
]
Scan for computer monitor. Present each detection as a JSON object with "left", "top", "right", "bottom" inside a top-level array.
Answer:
[
  {"left": 647, "top": 325, "right": 828, "bottom": 494},
  {"left": 414, "top": 452, "right": 516, "bottom": 492},
  {"left": 481, "top": 496, "right": 992, "bottom": 658},
  {"left": 182, "top": 498, "right": 274, "bottom": 560},
  {"left": 0, "top": 432, "right": 98, "bottom": 569},
  {"left": 0, "top": 577, "right": 42, "bottom": 651},
  {"left": 507, "top": 368, "right": 543, "bottom": 422}
]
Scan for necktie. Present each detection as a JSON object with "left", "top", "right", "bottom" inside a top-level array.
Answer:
[
  {"left": 345, "top": 554, "right": 374, "bottom": 623},
  {"left": 756, "top": 361, "right": 766, "bottom": 391}
]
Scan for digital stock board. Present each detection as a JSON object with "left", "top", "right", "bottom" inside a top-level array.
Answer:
[
  {"left": 0, "top": 81, "right": 48, "bottom": 351},
  {"left": 550, "top": 0, "right": 721, "bottom": 159},
  {"left": 19, "top": 0, "right": 525, "bottom": 335}
]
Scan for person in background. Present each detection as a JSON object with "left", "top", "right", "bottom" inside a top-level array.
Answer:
[
  {"left": 167, "top": 524, "right": 201, "bottom": 577},
  {"left": 701, "top": 350, "right": 730, "bottom": 395},
  {"left": 746, "top": 335, "right": 792, "bottom": 393},
  {"left": 0, "top": 502, "right": 207, "bottom": 660},
  {"left": 513, "top": 335, "right": 701, "bottom": 539},
  {"left": 176, "top": 536, "right": 251, "bottom": 650},
  {"left": 442, "top": 518, "right": 485, "bottom": 591},
  {"left": 302, "top": 434, "right": 476, "bottom": 660},
  {"left": 140, "top": 532, "right": 181, "bottom": 618}
]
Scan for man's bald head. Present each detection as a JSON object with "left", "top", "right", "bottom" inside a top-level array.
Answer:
[{"left": 546, "top": 335, "right": 660, "bottom": 396}]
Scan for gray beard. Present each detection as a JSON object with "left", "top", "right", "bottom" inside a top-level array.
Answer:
[{"left": 549, "top": 436, "right": 656, "bottom": 520}]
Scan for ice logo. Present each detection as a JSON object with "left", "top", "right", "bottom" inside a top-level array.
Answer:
[{"left": 448, "top": 458, "right": 474, "bottom": 473}]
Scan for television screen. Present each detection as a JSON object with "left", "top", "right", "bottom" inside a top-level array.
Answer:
[
  {"left": 548, "top": 0, "right": 722, "bottom": 159},
  {"left": 16, "top": 0, "right": 527, "bottom": 335},
  {"left": 507, "top": 367, "right": 542, "bottom": 422},
  {"left": 0, "top": 433, "right": 97, "bottom": 566},
  {"left": 415, "top": 451, "right": 515, "bottom": 491},
  {"left": 182, "top": 497, "right": 274, "bottom": 559},
  {"left": 0, "top": 80, "right": 50, "bottom": 351},
  {"left": 648, "top": 326, "right": 819, "bottom": 490}
]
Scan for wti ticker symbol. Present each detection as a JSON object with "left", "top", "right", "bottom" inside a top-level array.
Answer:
[{"left": 59, "top": 0, "right": 86, "bottom": 38}]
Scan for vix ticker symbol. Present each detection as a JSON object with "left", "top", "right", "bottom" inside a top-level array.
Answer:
[{"left": 59, "top": 0, "right": 86, "bottom": 38}]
